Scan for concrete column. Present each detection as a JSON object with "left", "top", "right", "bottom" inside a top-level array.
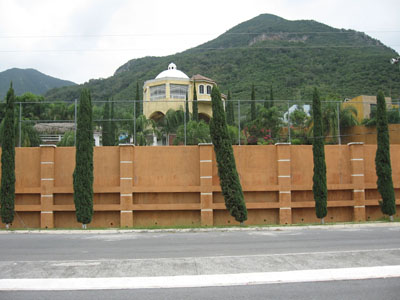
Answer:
[
  {"left": 276, "top": 143, "right": 292, "bottom": 225},
  {"left": 199, "top": 143, "right": 213, "bottom": 226},
  {"left": 348, "top": 142, "right": 366, "bottom": 221},
  {"left": 40, "top": 145, "right": 56, "bottom": 228},
  {"left": 119, "top": 144, "right": 134, "bottom": 227}
]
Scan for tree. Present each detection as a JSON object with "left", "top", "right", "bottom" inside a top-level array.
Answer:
[
  {"left": 250, "top": 84, "right": 256, "bottom": 121},
  {"left": 1, "top": 83, "right": 16, "bottom": 228},
  {"left": 102, "top": 99, "right": 112, "bottom": 146},
  {"left": 210, "top": 85, "right": 247, "bottom": 224},
  {"left": 264, "top": 86, "right": 274, "bottom": 109},
  {"left": 192, "top": 82, "right": 198, "bottom": 122},
  {"left": 226, "top": 90, "right": 235, "bottom": 126},
  {"left": 174, "top": 120, "right": 211, "bottom": 145},
  {"left": 73, "top": 89, "right": 94, "bottom": 228},
  {"left": 185, "top": 92, "right": 190, "bottom": 124},
  {"left": 312, "top": 88, "right": 328, "bottom": 224},
  {"left": 375, "top": 91, "right": 396, "bottom": 220}
]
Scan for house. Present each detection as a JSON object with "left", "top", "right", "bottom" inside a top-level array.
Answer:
[
  {"left": 143, "top": 63, "right": 224, "bottom": 123},
  {"left": 342, "top": 95, "right": 394, "bottom": 123}
]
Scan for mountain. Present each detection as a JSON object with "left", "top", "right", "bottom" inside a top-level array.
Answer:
[
  {"left": 0, "top": 68, "right": 76, "bottom": 99},
  {"left": 45, "top": 14, "right": 400, "bottom": 102}
]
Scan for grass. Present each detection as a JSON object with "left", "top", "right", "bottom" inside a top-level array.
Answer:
[{"left": 1, "top": 218, "right": 399, "bottom": 231}]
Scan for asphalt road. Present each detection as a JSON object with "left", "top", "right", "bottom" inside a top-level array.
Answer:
[
  {"left": 2, "top": 278, "right": 400, "bottom": 300},
  {"left": 0, "top": 224, "right": 399, "bottom": 297}
]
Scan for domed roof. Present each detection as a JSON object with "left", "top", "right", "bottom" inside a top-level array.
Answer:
[{"left": 155, "top": 63, "right": 189, "bottom": 79}]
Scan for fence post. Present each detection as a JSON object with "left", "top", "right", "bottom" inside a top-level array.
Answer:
[
  {"left": 199, "top": 143, "right": 213, "bottom": 226},
  {"left": 19, "top": 102, "right": 22, "bottom": 147},
  {"left": 287, "top": 101, "right": 291, "bottom": 143},
  {"left": 40, "top": 145, "right": 56, "bottom": 228},
  {"left": 119, "top": 144, "right": 134, "bottom": 227},
  {"left": 238, "top": 100, "right": 241, "bottom": 145},
  {"left": 348, "top": 142, "right": 366, "bottom": 221},
  {"left": 276, "top": 143, "right": 292, "bottom": 225},
  {"left": 337, "top": 102, "right": 341, "bottom": 145},
  {"left": 133, "top": 100, "right": 137, "bottom": 146}
]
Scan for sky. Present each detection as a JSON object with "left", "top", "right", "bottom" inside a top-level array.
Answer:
[{"left": 0, "top": 0, "right": 399, "bottom": 84}]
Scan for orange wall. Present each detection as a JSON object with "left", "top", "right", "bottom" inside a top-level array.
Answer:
[{"left": 1, "top": 144, "right": 399, "bottom": 229}]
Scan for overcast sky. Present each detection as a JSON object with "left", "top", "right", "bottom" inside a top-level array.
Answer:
[{"left": 0, "top": 0, "right": 399, "bottom": 84}]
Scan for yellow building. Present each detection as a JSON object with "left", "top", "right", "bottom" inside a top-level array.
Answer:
[
  {"left": 342, "top": 95, "right": 393, "bottom": 123},
  {"left": 143, "top": 63, "right": 224, "bottom": 123}
]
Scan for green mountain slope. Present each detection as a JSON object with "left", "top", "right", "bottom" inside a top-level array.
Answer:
[
  {"left": 0, "top": 68, "right": 76, "bottom": 99},
  {"left": 45, "top": 14, "right": 400, "bottom": 102}
]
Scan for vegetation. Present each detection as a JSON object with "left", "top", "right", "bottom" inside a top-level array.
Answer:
[
  {"left": 192, "top": 82, "right": 198, "bottom": 122},
  {"left": 1, "top": 84, "right": 16, "bottom": 228},
  {"left": 101, "top": 99, "right": 113, "bottom": 146},
  {"left": 45, "top": 14, "right": 400, "bottom": 102},
  {"left": 210, "top": 85, "right": 247, "bottom": 223},
  {"left": 226, "top": 90, "right": 235, "bottom": 126},
  {"left": 73, "top": 89, "right": 94, "bottom": 228},
  {"left": 174, "top": 120, "right": 211, "bottom": 145},
  {"left": 250, "top": 84, "right": 256, "bottom": 121},
  {"left": 375, "top": 91, "right": 396, "bottom": 220},
  {"left": 0, "top": 68, "right": 75, "bottom": 99},
  {"left": 312, "top": 88, "right": 328, "bottom": 224}
]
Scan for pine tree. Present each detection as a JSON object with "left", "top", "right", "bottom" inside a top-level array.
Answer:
[
  {"left": 192, "top": 81, "right": 198, "bottom": 122},
  {"left": 312, "top": 88, "right": 328, "bottom": 224},
  {"left": 1, "top": 83, "right": 16, "bottom": 228},
  {"left": 226, "top": 90, "right": 235, "bottom": 126},
  {"left": 251, "top": 84, "right": 256, "bottom": 121},
  {"left": 73, "top": 89, "right": 94, "bottom": 228},
  {"left": 375, "top": 91, "right": 396, "bottom": 220},
  {"left": 102, "top": 99, "right": 111, "bottom": 146},
  {"left": 210, "top": 85, "right": 247, "bottom": 223},
  {"left": 135, "top": 82, "right": 141, "bottom": 119}
]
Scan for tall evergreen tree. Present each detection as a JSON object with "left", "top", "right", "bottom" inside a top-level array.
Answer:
[
  {"left": 185, "top": 92, "right": 190, "bottom": 124},
  {"left": 210, "top": 85, "right": 247, "bottom": 223},
  {"left": 135, "top": 82, "right": 141, "bottom": 119},
  {"left": 312, "top": 88, "right": 328, "bottom": 224},
  {"left": 192, "top": 82, "right": 198, "bottom": 122},
  {"left": 73, "top": 89, "right": 94, "bottom": 228},
  {"left": 250, "top": 84, "right": 256, "bottom": 121},
  {"left": 375, "top": 91, "right": 396, "bottom": 220},
  {"left": 265, "top": 86, "right": 274, "bottom": 109},
  {"left": 1, "top": 83, "right": 15, "bottom": 228},
  {"left": 102, "top": 99, "right": 111, "bottom": 146},
  {"left": 226, "top": 90, "right": 235, "bottom": 126}
]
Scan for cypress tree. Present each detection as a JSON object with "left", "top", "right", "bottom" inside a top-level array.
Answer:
[
  {"left": 250, "top": 84, "right": 256, "bottom": 121},
  {"left": 1, "top": 83, "right": 15, "bottom": 228},
  {"left": 192, "top": 81, "right": 198, "bottom": 122},
  {"left": 185, "top": 92, "right": 190, "bottom": 124},
  {"left": 270, "top": 86, "right": 274, "bottom": 107},
  {"left": 135, "top": 82, "right": 141, "bottom": 119},
  {"left": 73, "top": 89, "right": 94, "bottom": 228},
  {"left": 210, "top": 85, "right": 247, "bottom": 223},
  {"left": 375, "top": 91, "right": 396, "bottom": 220},
  {"left": 312, "top": 88, "right": 328, "bottom": 224},
  {"left": 102, "top": 99, "right": 111, "bottom": 146},
  {"left": 226, "top": 90, "right": 235, "bottom": 126}
]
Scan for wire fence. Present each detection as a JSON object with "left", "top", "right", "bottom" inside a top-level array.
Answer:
[{"left": 8, "top": 98, "right": 400, "bottom": 147}]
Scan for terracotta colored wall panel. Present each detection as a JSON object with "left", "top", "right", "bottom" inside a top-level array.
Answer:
[
  {"left": 325, "top": 146, "right": 351, "bottom": 184},
  {"left": 54, "top": 147, "right": 75, "bottom": 187},
  {"left": 16, "top": 148, "right": 40, "bottom": 188},
  {"left": 134, "top": 193, "right": 200, "bottom": 204},
  {"left": 94, "top": 147, "right": 120, "bottom": 187},
  {"left": 132, "top": 211, "right": 200, "bottom": 227},
  {"left": 0, "top": 212, "right": 40, "bottom": 228},
  {"left": 291, "top": 146, "right": 313, "bottom": 186},
  {"left": 15, "top": 194, "right": 40, "bottom": 205}
]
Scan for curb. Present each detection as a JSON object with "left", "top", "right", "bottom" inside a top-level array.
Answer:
[{"left": 0, "top": 222, "right": 399, "bottom": 234}]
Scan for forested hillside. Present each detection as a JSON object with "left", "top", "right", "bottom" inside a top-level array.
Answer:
[
  {"left": 45, "top": 14, "right": 400, "bottom": 102},
  {"left": 0, "top": 68, "right": 75, "bottom": 99}
]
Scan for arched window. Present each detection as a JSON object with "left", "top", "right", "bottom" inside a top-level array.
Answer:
[
  {"left": 206, "top": 85, "right": 211, "bottom": 95},
  {"left": 199, "top": 85, "right": 204, "bottom": 94}
]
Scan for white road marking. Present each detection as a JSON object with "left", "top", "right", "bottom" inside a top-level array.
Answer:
[{"left": 1, "top": 265, "right": 399, "bottom": 291}]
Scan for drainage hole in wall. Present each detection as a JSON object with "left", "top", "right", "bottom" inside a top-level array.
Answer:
[
  {"left": 301, "top": 218, "right": 304, "bottom": 222},
  {"left": 228, "top": 220, "right": 230, "bottom": 224}
]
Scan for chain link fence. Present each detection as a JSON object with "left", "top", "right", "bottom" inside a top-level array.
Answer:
[{"left": 7, "top": 98, "right": 400, "bottom": 147}]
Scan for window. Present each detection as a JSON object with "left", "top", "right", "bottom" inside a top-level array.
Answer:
[
  {"left": 206, "top": 85, "right": 211, "bottom": 95},
  {"left": 199, "top": 85, "right": 204, "bottom": 94},
  {"left": 170, "top": 84, "right": 188, "bottom": 99},
  {"left": 150, "top": 84, "right": 166, "bottom": 100}
]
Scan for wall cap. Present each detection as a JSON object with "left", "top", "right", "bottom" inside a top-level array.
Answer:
[
  {"left": 40, "top": 144, "right": 57, "bottom": 148},
  {"left": 198, "top": 143, "right": 213, "bottom": 146},
  {"left": 347, "top": 142, "right": 364, "bottom": 146},
  {"left": 275, "top": 143, "right": 291, "bottom": 146},
  {"left": 119, "top": 144, "right": 135, "bottom": 147}
]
